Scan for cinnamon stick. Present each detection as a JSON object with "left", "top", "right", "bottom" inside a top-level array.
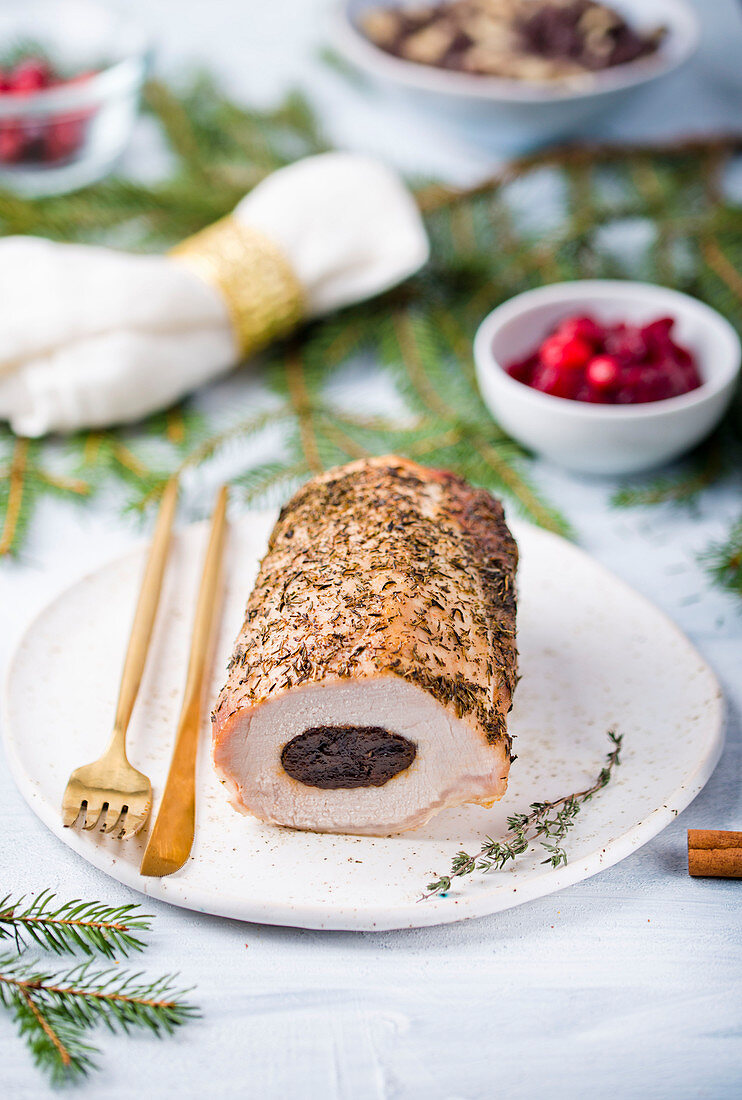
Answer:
[{"left": 687, "top": 830, "right": 742, "bottom": 878}]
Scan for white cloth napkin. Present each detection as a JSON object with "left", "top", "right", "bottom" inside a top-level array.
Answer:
[{"left": 0, "top": 153, "right": 429, "bottom": 435}]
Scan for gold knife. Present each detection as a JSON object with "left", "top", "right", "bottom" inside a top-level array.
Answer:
[{"left": 140, "top": 485, "right": 229, "bottom": 877}]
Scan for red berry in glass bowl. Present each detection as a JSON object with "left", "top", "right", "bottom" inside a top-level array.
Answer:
[
  {"left": 45, "top": 116, "right": 86, "bottom": 163},
  {"left": 8, "top": 58, "right": 52, "bottom": 95},
  {"left": 0, "top": 123, "right": 24, "bottom": 163}
]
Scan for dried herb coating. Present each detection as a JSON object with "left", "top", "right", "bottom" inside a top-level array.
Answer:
[{"left": 213, "top": 455, "right": 518, "bottom": 758}]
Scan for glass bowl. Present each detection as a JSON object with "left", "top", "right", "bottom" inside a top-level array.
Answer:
[{"left": 0, "top": 0, "right": 151, "bottom": 196}]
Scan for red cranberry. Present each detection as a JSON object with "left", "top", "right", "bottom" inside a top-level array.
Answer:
[
  {"left": 586, "top": 355, "right": 620, "bottom": 390},
  {"left": 553, "top": 315, "right": 603, "bottom": 347},
  {"left": 502, "top": 310, "right": 702, "bottom": 406},
  {"left": 0, "top": 124, "right": 24, "bottom": 163},
  {"left": 9, "top": 58, "right": 52, "bottom": 95},
  {"left": 604, "top": 324, "right": 647, "bottom": 362},
  {"left": 641, "top": 317, "right": 674, "bottom": 344},
  {"left": 531, "top": 363, "right": 581, "bottom": 399},
  {"left": 45, "top": 116, "right": 85, "bottom": 162},
  {"left": 540, "top": 333, "right": 593, "bottom": 371},
  {"left": 505, "top": 353, "right": 538, "bottom": 385}
]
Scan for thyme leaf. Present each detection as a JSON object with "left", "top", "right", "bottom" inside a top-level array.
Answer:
[{"left": 423, "top": 729, "right": 623, "bottom": 899}]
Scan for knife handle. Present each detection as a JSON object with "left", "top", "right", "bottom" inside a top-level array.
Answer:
[{"left": 140, "top": 486, "right": 229, "bottom": 877}]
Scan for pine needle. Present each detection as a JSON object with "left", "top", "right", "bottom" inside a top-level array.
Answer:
[
  {"left": 0, "top": 891, "right": 151, "bottom": 958},
  {"left": 1, "top": 73, "right": 741, "bottom": 577},
  {"left": 0, "top": 954, "right": 197, "bottom": 1085},
  {"left": 699, "top": 516, "right": 742, "bottom": 597},
  {"left": 0, "top": 892, "right": 197, "bottom": 1086}
]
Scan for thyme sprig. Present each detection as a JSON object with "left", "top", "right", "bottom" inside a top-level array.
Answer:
[
  {"left": 0, "top": 893, "right": 197, "bottom": 1085},
  {"left": 0, "top": 890, "right": 151, "bottom": 958},
  {"left": 424, "top": 729, "right": 623, "bottom": 899}
]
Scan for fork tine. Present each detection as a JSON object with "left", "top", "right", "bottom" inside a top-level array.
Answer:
[
  {"left": 101, "top": 804, "right": 125, "bottom": 834},
  {"left": 121, "top": 806, "right": 150, "bottom": 839},
  {"left": 61, "top": 792, "right": 83, "bottom": 828},
  {"left": 82, "top": 799, "right": 106, "bottom": 830}
]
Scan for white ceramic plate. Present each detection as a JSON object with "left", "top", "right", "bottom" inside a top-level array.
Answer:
[{"left": 2, "top": 512, "right": 723, "bottom": 931}]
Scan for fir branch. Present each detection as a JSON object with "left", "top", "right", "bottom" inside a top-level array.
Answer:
[
  {"left": 612, "top": 440, "right": 726, "bottom": 508},
  {"left": 424, "top": 730, "right": 623, "bottom": 899},
  {"left": 10, "top": 981, "right": 98, "bottom": 1085},
  {"left": 699, "top": 515, "right": 742, "bottom": 597},
  {"left": 0, "top": 891, "right": 150, "bottom": 959},
  {"left": 0, "top": 436, "right": 30, "bottom": 557},
  {"left": 2, "top": 74, "right": 742, "bottom": 555},
  {"left": 284, "top": 345, "right": 324, "bottom": 474},
  {"left": 0, "top": 954, "right": 196, "bottom": 1085}
]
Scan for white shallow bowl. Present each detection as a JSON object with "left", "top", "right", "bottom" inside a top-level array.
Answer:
[
  {"left": 473, "top": 281, "right": 741, "bottom": 475},
  {"left": 333, "top": 0, "right": 699, "bottom": 150}
]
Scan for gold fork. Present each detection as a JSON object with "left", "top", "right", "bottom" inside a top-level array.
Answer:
[{"left": 61, "top": 478, "right": 179, "bottom": 839}]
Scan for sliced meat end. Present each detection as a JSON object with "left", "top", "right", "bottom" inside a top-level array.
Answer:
[{"left": 213, "top": 674, "right": 509, "bottom": 836}]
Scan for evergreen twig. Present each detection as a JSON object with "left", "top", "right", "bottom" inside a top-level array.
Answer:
[
  {"left": 1, "top": 74, "right": 741, "bottom": 579},
  {"left": 612, "top": 440, "right": 727, "bottom": 508},
  {"left": 0, "top": 891, "right": 151, "bottom": 958},
  {"left": 0, "top": 893, "right": 197, "bottom": 1086},
  {"left": 424, "top": 730, "right": 623, "bottom": 899},
  {"left": 698, "top": 516, "right": 742, "bottom": 597},
  {"left": 0, "top": 953, "right": 197, "bottom": 1085}
]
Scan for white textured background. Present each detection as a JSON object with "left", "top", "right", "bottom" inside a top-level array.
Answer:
[{"left": 1, "top": 0, "right": 741, "bottom": 1097}]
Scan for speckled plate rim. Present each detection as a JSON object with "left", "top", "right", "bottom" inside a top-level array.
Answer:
[{"left": 1, "top": 518, "right": 725, "bottom": 932}]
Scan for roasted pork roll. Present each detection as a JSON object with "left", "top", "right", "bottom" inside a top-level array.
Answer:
[{"left": 212, "top": 456, "right": 518, "bottom": 835}]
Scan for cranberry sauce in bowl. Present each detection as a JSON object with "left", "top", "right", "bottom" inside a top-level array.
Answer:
[
  {"left": 504, "top": 312, "right": 702, "bottom": 404},
  {"left": 473, "top": 280, "right": 741, "bottom": 474}
]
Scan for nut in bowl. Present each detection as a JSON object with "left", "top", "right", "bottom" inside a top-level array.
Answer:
[
  {"left": 473, "top": 281, "right": 741, "bottom": 475},
  {"left": 334, "top": 0, "right": 699, "bottom": 150}
]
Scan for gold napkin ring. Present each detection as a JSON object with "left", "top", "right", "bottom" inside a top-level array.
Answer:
[{"left": 170, "top": 217, "right": 305, "bottom": 357}]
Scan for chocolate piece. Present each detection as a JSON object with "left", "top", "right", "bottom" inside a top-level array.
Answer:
[{"left": 281, "top": 725, "right": 417, "bottom": 789}]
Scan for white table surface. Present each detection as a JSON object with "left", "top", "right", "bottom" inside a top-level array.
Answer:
[{"left": 1, "top": 1, "right": 742, "bottom": 1096}]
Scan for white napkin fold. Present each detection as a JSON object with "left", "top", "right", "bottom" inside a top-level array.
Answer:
[{"left": 0, "top": 153, "right": 429, "bottom": 435}]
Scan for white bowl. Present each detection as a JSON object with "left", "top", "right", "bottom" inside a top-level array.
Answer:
[
  {"left": 473, "top": 281, "right": 741, "bottom": 476},
  {"left": 333, "top": 0, "right": 699, "bottom": 150}
]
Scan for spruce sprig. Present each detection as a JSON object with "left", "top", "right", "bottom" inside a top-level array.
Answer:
[
  {"left": 0, "top": 894, "right": 197, "bottom": 1085},
  {"left": 424, "top": 730, "right": 623, "bottom": 899},
  {"left": 0, "top": 890, "right": 151, "bottom": 958},
  {"left": 1, "top": 74, "right": 741, "bottom": 577},
  {"left": 698, "top": 515, "right": 742, "bottom": 597}
]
